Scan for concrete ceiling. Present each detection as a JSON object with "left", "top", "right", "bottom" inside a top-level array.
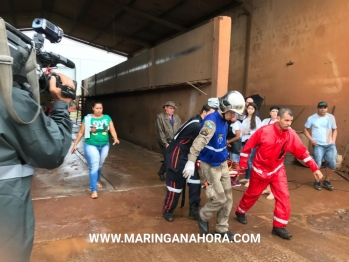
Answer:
[{"left": 0, "top": 0, "right": 242, "bottom": 57}]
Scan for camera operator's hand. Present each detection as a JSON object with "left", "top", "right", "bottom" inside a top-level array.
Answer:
[{"left": 48, "top": 72, "right": 75, "bottom": 103}]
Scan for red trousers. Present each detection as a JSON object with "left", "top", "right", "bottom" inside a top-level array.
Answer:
[{"left": 236, "top": 166, "right": 290, "bottom": 228}]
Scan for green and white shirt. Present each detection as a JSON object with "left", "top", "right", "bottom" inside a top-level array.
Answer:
[{"left": 83, "top": 114, "right": 112, "bottom": 146}]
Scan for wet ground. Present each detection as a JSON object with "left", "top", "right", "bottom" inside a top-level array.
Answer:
[{"left": 30, "top": 124, "right": 349, "bottom": 262}]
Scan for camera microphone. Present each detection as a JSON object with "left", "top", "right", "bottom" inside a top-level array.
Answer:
[
  {"left": 50, "top": 52, "right": 75, "bottom": 69},
  {"left": 37, "top": 51, "right": 75, "bottom": 69}
]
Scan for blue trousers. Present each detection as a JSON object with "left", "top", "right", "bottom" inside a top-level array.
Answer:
[{"left": 84, "top": 143, "right": 110, "bottom": 192}]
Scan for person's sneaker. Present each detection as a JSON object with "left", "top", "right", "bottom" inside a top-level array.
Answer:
[
  {"left": 239, "top": 178, "right": 248, "bottom": 183},
  {"left": 235, "top": 211, "right": 247, "bottom": 224},
  {"left": 163, "top": 212, "right": 174, "bottom": 222},
  {"left": 231, "top": 179, "right": 241, "bottom": 187},
  {"left": 198, "top": 213, "right": 209, "bottom": 234},
  {"left": 266, "top": 192, "right": 275, "bottom": 200},
  {"left": 262, "top": 188, "right": 271, "bottom": 195},
  {"left": 313, "top": 181, "right": 321, "bottom": 191},
  {"left": 188, "top": 203, "right": 199, "bottom": 220},
  {"left": 215, "top": 231, "right": 234, "bottom": 242},
  {"left": 272, "top": 227, "right": 292, "bottom": 239},
  {"left": 323, "top": 180, "right": 334, "bottom": 191}
]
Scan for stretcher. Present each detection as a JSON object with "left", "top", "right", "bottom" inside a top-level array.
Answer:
[{"left": 227, "top": 158, "right": 246, "bottom": 177}]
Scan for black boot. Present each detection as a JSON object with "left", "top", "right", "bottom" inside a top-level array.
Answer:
[
  {"left": 215, "top": 231, "right": 235, "bottom": 242},
  {"left": 189, "top": 203, "right": 199, "bottom": 220},
  {"left": 158, "top": 173, "right": 165, "bottom": 181},
  {"left": 163, "top": 212, "right": 174, "bottom": 222},
  {"left": 272, "top": 227, "right": 292, "bottom": 239},
  {"left": 235, "top": 211, "right": 247, "bottom": 224},
  {"left": 198, "top": 213, "right": 209, "bottom": 234}
]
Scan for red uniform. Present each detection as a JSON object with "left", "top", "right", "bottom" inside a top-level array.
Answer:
[{"left": 236, "top": 123, "right": 318, "bottom": 228}]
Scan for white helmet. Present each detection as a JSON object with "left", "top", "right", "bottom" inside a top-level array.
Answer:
[{"left": 218, "top": 91, "right": 245, "bottom": 115}]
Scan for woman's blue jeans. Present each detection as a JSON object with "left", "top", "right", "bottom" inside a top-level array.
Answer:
[{"left": 84, "top": 143, "right": 110, "bottom": 192}]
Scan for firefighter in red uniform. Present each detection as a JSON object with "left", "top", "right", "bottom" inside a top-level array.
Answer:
[{"left": 235, "top": 108, "right": 324, "bottom": 239}]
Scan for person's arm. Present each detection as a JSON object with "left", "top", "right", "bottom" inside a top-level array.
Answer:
[
  {"left": 241, "top": 119, "right": 249, "bottom": 135},
  {"left": 7, "top": 74, "right": 74, "bottom": 168},
  {"left": 239, "top": 128, "right": 262, "bottom": 169},
  {"left": 71, "top": 122, "right": 85, "bottom": 153},
  {"left": 155, "top": 116, "right": 168, "bottom": 147},
  {"left": 304, "top": 117, "right": 317, "bottom": 146},
  {"left": 288, "top": 131, "right": 323, "bottom": 181},
  {"left": 303, "top": 127, "right": 317, "bottom": 146},
  {"left": 332, "top": 129, "right": 337, "bottom": 145},
  {"left": 227, "top": 130, "right": 241, "bottom": 144},
  {"left": 109, "top": 121, "right": 120, "bottom": 144},
  {"left": 187, "top": 120, "right": 216, "bottom": 163},
  {"left": 183, "top": 121, "right": 216, "bottom": 179},
  {"left": 178, "top": 115, "right": 182, "bottom": 128},
  {"left": 260, "top": 119, "right": 267, "bottom": 127},
  {"left": 227, "top": 122, "right": 241, "bottom": 143},
  {"left": 329, "top": 114, "right": 337, "bottom": 144}
]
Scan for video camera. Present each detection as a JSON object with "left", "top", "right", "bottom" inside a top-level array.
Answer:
[{"left": 5, "top": 18, "right": 76, "bottom": 99}]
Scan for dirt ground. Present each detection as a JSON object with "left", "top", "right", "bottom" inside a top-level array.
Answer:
[{"left": 29, "top": 124, "right": 349, "bottom": 262}]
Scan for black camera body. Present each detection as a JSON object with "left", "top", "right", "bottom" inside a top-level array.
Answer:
[{"left": 5, "top": 18, "right": 76, "bottom": 99}]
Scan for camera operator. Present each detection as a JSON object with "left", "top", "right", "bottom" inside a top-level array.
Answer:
[{"left": 0, "top": 73, "right": 75, "bottom": 262}]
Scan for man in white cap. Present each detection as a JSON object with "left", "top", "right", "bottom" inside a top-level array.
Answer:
[
  {"left": 304, "top": 101, "right": 337, "bottom": 191},
  {"left": 155, "top": 101, "right": 182, "bottom": 181}
]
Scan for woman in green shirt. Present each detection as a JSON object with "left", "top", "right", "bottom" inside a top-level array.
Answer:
[{"left": 72, "top": 101, "right": 119, "bottom": 199}]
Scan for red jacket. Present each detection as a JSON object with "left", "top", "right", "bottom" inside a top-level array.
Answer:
[{"left": 240, "top": 123, "right": 318, "bottom": 175}]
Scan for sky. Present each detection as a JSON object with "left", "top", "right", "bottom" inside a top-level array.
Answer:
[{"left": 23, "top": 31, "right": 127, "bottom": 94}]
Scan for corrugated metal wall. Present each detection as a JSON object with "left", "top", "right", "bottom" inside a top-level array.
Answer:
[
  {"left": 84, "top": 21, "right": 215, "bottom": 97},
  {"left": 82, "top": 17, "right": 232, "bottom": 151}
]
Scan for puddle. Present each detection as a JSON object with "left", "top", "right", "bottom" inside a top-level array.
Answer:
[{"left": 33, "top": 237, "right": 95, "bottom": 262}]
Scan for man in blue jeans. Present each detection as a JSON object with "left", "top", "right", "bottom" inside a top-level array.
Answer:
[{"left": 304, "top": 101, "right": 337, "bottom": 191}]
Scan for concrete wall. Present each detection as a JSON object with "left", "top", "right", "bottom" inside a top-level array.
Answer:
[
  {"left": 224, "top": 0, "right": 349, "bottom": 154},
  {"left": 83, "top": 17, "right": 232, "bottom": 151}
]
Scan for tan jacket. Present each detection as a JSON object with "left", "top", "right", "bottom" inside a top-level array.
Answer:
[{"left": 155, "top": 112, "right": 182, "bottom": 147}]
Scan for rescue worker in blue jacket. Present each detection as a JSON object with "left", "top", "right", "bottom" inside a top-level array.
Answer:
[
  {"left": 183, "top": 91, "right": 245, "bottom": 241},
  {"left": 163, "top": 104, "right": 215, "bottom": 222}
]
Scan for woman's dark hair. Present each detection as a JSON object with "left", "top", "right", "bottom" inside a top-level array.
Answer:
[
  {"left": 200, "top": 104, "right": 215, "bottom": 114},
  {"left": 92, "top": 101, "right": 103, "bottom": 108},
  {"left": 247, "top": 102, "right": 258, "bottom": 130}
]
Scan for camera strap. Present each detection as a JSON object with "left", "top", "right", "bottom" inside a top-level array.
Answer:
[{"left": 0, "top": 18, "right": 41, "bottom": 124}]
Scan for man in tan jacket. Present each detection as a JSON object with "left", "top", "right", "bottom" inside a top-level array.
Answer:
[{"left": 155, "top": 101, "right": 182, "bottom": 181}]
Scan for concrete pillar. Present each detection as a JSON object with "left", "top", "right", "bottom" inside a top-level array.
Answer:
[
  {"left": 211, "top": 16, "right": 232, "bottom": 97},
  {"left": 241, "top": 0, "right": 253, "bottom": 97}
]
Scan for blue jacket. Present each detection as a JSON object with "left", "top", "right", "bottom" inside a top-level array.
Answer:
[{"left": 199, "top": 111, "right": 228, "bottom": 166}]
